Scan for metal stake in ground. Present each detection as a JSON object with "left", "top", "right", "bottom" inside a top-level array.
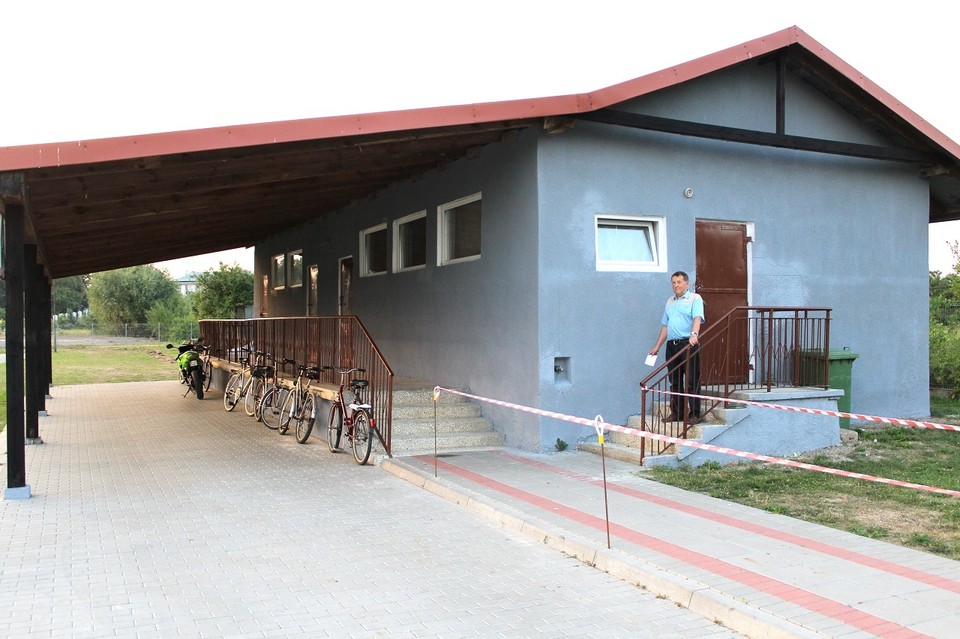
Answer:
[{"left": 594, "top": 416, "right": 612, "bottom": 549}]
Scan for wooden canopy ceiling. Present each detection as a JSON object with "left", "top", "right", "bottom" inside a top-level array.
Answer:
[
  {"left": 3, "top": 26, "right": 960, "bottom": 280},
  {"left": 9, "top": 120, "right": 532, "bottom": 278}
]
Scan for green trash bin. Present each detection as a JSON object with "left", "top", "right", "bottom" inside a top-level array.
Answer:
[{"left": 799, "top": 348, "right": 858, "bottom": 429}]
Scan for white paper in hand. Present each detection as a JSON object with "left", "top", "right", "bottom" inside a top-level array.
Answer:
[{"left": 644, "top": 354, "right": 658, "bottom": 367}]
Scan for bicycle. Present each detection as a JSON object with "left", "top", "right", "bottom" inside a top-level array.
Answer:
[
  {"left": 326, "top": 367, "right": 374, "bottom": 465},
  {"left": 278, "top": 361, "right": 321, "bottom": 443},
  {"left": 199, "top": 343, "right": 215, "bottom": 392},
  {"left": 244, "top": 353, "right": 274, "bottom": 417},
  {"left": 222, "top": 350, "right": 268, "bottom": 415},
  {"left": 258, "top": 356, "right": 290, "bottom": 430}
]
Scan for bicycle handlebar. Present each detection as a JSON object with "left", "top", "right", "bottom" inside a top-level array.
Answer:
[{"left": 333, "top": 367, "right": 366, "bottom": 376}]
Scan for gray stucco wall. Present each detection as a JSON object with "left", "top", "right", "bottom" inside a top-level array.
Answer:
[
  {"left": 256, "top": 131, "right": 544, "bottom": 449},
  {"left": 534, "top": 60, "right": 929, "bottom": 450}
]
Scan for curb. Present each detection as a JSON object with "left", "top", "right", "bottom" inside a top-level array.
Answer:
[{"left": 380, "top": 457, "right": 824, "bottom": 639}]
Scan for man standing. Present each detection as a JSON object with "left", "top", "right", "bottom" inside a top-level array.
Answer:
[{"left": 649, "top": 271, "right": 705, "bottom": 422}]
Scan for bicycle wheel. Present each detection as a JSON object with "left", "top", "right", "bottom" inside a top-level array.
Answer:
[
  {"left": 351, "top": 409, "right": 373, "bottom": 465},
  {"left": 244, "top": 377, "right": 264, "bottom": 416},
  {"left": 192, "top": 369, "right": 204, "bottom": 400},
  {"left": 327, "top": 402, "right": 342, "bottom": 452},
  {"left": 203, "top": 359, "right": 213, "bottom": 391},
  {"left": 223, "top": 373, "right": 242, "bottom": 411},
  {"left": 260, "top": 387, "right": 288, "bottom": 430},
  {"left": 278, "top": 390, "right": 296, "bottom": 435},
  {"left": 254, "top": 382, "right": 269, "bottom": 421},
  {"left": 295, "top": 393, "right": 316, "bottom": 444}
]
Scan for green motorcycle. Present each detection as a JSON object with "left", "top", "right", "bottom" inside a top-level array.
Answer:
[{"left": 166, "top": 340, "right": 206, "bottom": 399}]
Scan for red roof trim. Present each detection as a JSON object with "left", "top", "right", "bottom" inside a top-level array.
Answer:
[{"left": 2, "top": 26, "right": 958, "bottom": 171}]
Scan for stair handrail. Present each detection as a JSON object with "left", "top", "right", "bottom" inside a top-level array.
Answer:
[
  {"left": 638, "top": 306, "right": 831, "bottom": 461},
  {"left": 199, "top": 315, "right": 395, "bottom": 456}
]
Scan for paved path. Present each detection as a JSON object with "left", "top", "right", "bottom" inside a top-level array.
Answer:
[
  {"left": 1, "top": 382, "right": 741, "bottom": 639},
  {"left": 383, "top": 449, "right": 960, "bottom": 639}
]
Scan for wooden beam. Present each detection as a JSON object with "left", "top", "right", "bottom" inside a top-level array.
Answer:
[
  {"left": 573, "top": 110, "right": 943, "bottom": 164},
  {"left": 776, "top": 54, "right": 786, "bottom": 136},
  {"left": 0, "top": 171, "right": 24, "bottom": 204}
]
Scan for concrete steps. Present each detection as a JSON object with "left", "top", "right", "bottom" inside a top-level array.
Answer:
[
  {"left": 376, "top": 385, "right": 504, "bottom": 457},
  {"left": 579, "top": 387, "right": 844, "bottom": 468},
  {"left": 578, "top": 403, "right": 747, "bottom": 468}
]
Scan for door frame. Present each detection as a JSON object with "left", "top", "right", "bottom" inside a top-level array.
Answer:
[
  {"left": 338, "top": 256, "right": 353, "bottom": 316},
  {"left": 306, "top": 264, "right": 318, "bottom": 316},
  {"left": 695, "top": 219, "right": 754, "bottom": 383}
]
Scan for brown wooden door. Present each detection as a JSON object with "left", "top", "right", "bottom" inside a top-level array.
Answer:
[
  {"left": 306, "top": 265, "right": 318, "bottom": 316},
  {"left": 260, "top": 275, "right": 269, "bottom": 317},
  {"left": 338, "top": 257, "right": 353, "bottom": 316},
  {"left": 337, "top": 257, "right": 354, "bottom": 367},
  {"left": 695, "top": 221, "right": 750, "bottom": 384}
]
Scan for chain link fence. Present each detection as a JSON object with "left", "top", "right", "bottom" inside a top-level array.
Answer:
[{"left": 53, "top": 322, "right": 203, "bottom": 346}]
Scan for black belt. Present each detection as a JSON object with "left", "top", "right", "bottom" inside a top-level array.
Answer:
[{"left": 669, "top": 338, "right": 690, "bottom": 345}]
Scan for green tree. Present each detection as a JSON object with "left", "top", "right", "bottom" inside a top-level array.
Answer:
[
  {"left": 146, "top": 291, "right": 197, "bottom": 342},
  {"left": 194, "top": 263, "right": 253, "bottom": 319},
  {"left": 53, "top": 275, "right": 90, "bottom": 315},
  {"left": 931, "top": 242, "right": 960, "bottom": 390},
  {"left": 88, "top": 265, "right": 179, "bottom": 325}
]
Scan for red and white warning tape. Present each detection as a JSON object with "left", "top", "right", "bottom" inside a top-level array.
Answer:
[
  {"left": 433, "top": 386, "right": 960, "bottom": 498},
  {"left": 649, "top": 387, "right": 960, "bottom": 433}
]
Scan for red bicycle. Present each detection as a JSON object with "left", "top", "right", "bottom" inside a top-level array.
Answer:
[{"left": 326, "top": 367, "right": 374, "bottom": 465}]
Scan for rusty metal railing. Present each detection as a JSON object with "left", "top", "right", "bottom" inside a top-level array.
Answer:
[
  {"left": 638, "top": 306, "right": 831, "bottom": 461},
  {"left": 200, "top": 316, "right": 395, "bottom": 456}
]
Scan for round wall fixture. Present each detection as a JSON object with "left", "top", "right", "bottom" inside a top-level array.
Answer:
[{"left": 683, "top": 188, "right": 694, "bottom": 198}]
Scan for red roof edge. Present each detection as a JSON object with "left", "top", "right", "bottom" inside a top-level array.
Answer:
[{"left": 1, "top": 25, "right": 958, "bottom": 171}]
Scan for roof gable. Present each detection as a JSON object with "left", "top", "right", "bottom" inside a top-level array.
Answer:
[{"left": 2, "top": 25, "right": 958, "bottom": 278}]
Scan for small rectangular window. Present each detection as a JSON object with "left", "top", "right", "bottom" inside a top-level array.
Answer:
[
  {"left": 288, "top": 250, "right": 303, "bottom": 288},
  {"left": 595, "top": 215, "right": 667, "bottom": 272},
  {"left": 393, "top": 210, "right": 427, "bottom": 272},
  {"left": 438, "top": 193, "right": 481, "bottom": 266},
  {"left": 360, "top": 224, "right": 388, "bottom": 277},
  {"left": 272, "top": 254, "right": 286, "bottom": 289}
]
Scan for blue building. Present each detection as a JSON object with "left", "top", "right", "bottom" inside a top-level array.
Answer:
[
  {"left": 254, "top": 27, "right": 957, "bottom": 451},
  {"left": 3, "top": 27, "right": 959, "bottom": 468}
]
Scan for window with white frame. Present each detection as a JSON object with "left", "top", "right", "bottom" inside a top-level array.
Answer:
[
  {"left": 272, "top": 253, "right": 286, "bottom": 289},
  {"left": 438, "top": 193, "right": 481, "bottom": 266},
  {"left": 595, "top": 215, "right": 667, "bottom": 272},
  {"left": 360, "top": 224, "right": 388, "bottom": 276},
  {"left": 288, "top": 250, "right": 303, "bottom": 288},
  {"left": 393, "top": 210, "right": 427, "bottom": 272}
]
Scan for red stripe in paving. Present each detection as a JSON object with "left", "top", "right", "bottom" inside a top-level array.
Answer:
[
  {"left": 495, "top": 450, "right": 960, "bottom": 595},
  {"left": 417, "top": 455, "right": 933, "bottom": 639}
]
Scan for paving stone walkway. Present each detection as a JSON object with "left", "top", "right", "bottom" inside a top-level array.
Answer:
[{"left": 1, "top": 381, "right": 742, "bottom": 638}]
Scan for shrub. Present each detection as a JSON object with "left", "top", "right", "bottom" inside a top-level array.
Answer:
[{"left": 929, "top": 321, "right": 960, "bottom": 391}]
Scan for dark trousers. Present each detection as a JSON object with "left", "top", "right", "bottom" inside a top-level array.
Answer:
[{"left": 665, "top": 339, "right": 701, "bottom": 418}]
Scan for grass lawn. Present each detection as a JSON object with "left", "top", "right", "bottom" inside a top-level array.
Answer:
[
  {"left": 648, "top": 421, "right": 960, "bottom": 560},
  {"left": 51, "top": 343, "right": 174, "bottom": 385}
]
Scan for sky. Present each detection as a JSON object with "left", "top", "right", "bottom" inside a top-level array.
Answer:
[{"left": 4, "top": 0, "right": 960, "bottom": 274}]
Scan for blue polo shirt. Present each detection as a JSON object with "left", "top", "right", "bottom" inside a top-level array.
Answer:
[{"left": 661, "top": 291, "right": 705, "bottom": 340}]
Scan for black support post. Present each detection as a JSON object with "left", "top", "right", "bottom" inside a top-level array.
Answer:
[
  {"left": 4, "top": 202, "right": 29, "bottom": 498},
  {"left": 24, "top": 244, "right": 42, "bottom": 441},
  {"left": 38, "top": 271, "right": 53, "bottom": 406}
]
